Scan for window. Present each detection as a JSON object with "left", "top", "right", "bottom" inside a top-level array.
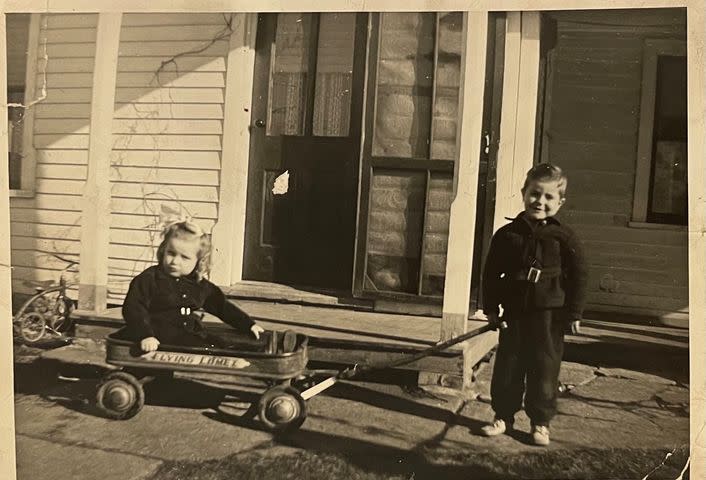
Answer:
[
  {"left": 6, "top": 13, "right": 39, "bottom": 194},
  {"left": 633, "top": 39, "right": 687, "bottom": 225},
  {"left": 361, "top": 12, "right": 463, "bottom": 297}
]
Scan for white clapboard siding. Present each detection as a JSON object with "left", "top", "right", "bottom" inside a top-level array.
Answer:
[
  {"left": 117, "top": 56, "right": 226, "bottom": 73},
  {"left": 110, "top": 198, "right": 219, "bottom": 219},
  {"left": 46, "top": 43, "right": 97, "bottom": 58},
  {"left": 37, "top": 72, "right": 94, "bottom": 88},
  {"left": 9, "top": 14, "right": 98, "bottom": 298},
  {"left": 11, "top": 266, "right": 81, "bottom": 296},
  {"left": 10, "top": 209, "right": 82, "bottom": 226},
  {"left": 35, "top": 118, "right": 90, "bottom": 135},
  {"left": 112, "top": 135, "right": 222, "bottom": 151},
  {"left": 109, "top": 150, "right": 221, "bottom": 169},
  {"left": 122, "top": 13, "right": 229, "bottom": 27},
  {"left": 546, "top": 9, "right": 688, "bottom": 316},
  {"left": 35, "top": 134, "right": 90, "bottom": 150},
  {"left": 35, "top": 179, "right": 85, "bottom": 195},
  {"left": 118, "top": 40, "right": 229, "bottom": 57},
  {"left": 109, "top": 166, "right": 219, "bottom": 185},
  {"left": 111, "top": 213, "right": 216, "bottom": 231},
  {"left": 110, "top": 184, "right": 219, "bottom": 203},
  {"left": 112, "top": 119, "right": 223, "bottom": 135},
  {"left": 116, "top": 72, "right": 225, "bottom": 88},
  {"left": 43, "top": 88, "right": 93, "bottom": 104},
  {"left": 11, "top": 237, "right": 81, "bottom": 256},
  {"left": 36, "top": 149, "right": 89, "bottom": 165},
  {"left": 114, "top": 88, "right": 224, "bottom": 104},
  {"left": 110, "top": 12, "right": 227, "bottom": 306},
  {"left": 35, "top": 104, "right": 92, "bottom": 119},
  {"left": 11, "top": 222, "right": 82, "bottom": 240},
  {"left": 114, "top": 103, "right": 223, "bottom": 120}
]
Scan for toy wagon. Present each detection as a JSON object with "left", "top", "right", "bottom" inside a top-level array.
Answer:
[{"left": 96, "top": 327, "right": 310, "bottom": 432}]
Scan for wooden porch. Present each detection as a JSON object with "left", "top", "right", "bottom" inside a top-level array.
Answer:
[{"left": 71, "top": 297, "right": 498, "bottom": 379}]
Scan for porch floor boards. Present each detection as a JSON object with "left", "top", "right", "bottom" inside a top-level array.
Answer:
[{"left": 72, "top": 299, "right": 496, "bottom": 376}]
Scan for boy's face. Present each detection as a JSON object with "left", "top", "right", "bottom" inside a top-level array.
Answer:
[
  {"left": 162, "top": 237, "right": 200, "bottom": 278},
  {"left": 522, "top": 179, "right": 565, "bottom": 221}
]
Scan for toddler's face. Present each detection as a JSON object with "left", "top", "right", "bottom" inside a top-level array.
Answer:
[
  {"left": 522, "top": 179, "right": 565, "bottom": 221},
  {"left": 162, "top": 237, "right": 200, "bottom": 278}
]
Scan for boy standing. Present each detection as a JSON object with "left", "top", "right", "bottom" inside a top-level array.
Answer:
[{"left": 481, "top": 163, "right": 588, "bottom": 446}]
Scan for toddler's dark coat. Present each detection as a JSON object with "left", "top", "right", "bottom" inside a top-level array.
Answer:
[
  {"left": 121, "top": 265, "right": 255, "bottom": 346},
  {"left": 482, "top": 212, "right": 588, "bottom": 426}
]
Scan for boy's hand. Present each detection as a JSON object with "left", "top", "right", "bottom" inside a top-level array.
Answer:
[
  {"left": 568, "top": 320, "right": 581, "bottom": 335},
  {"left": 140, "top": 336, "right": 160, "bottom": 353},
  {"left": 250, "top": 324, "right": 265, "bottom": 340},
  {"left": 487, "top": 312, "right": 503, "bottom": 330}
]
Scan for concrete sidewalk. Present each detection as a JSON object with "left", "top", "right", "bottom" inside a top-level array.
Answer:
[{"left": 11, "top": 320, "right": 690, "bottom": 480}]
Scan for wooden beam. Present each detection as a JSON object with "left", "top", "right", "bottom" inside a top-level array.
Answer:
[
  {"left": 1, "top": 0, "right": 690, "bottom": 14},
  {"left": 493, "top": 12, "right": 521, "bottom": 232},
  {"left": 493, "top": 12, "right": 540, "bottom": 230},
  {"left": 0, "top": 13, "right": 19, "bottom": 480},
  {"left": 77, "top": 13, "right": 121, "bottom": 312},
  {"left": 687, "top": 2, "right": 706, "bottom": 477},
  {"left": 210, "top": 13, "right": 257, "bottom": 286},
  {"left": 494, "top": 12, "right": 537, "bottom": 228},
  {"left": 440, "top": 11, "right": 488, "bottom": 343}
]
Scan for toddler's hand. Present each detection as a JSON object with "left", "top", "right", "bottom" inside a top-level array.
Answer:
[
  {"left": 140, "top": 336, "right": 160, "bottom": 353},
  {"left": 250, "top": 324, "right": 265, "bottom": 340},
  {"left": 568, "top": 320, "right": 581, "bottom": 335}
]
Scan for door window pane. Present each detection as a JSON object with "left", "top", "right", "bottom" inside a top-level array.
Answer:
[
  {"left": 372, "top": 13, "right": 435, "bottom": 158},
  {"left": 267, "top": 14, "right": 313, "bottom": 136},
  {"left": 7, "top": 14, "right": 30, "bottom": 190},
  {"left": 649, "top": 55, "right": 687, "bottom": 222},
  {"left": 312, "top": 13, "right": 355, "bottom": 137},
  {"left": 431, "top": 13, "right": 462, "bottom": 160},
  {"left": 421, "top": 173, "right": 453, "bottom": 295},
  {"left": 365, "top": 169, "right": 425, "bottom": 293}
]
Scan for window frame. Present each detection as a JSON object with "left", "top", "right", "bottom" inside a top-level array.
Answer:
[
  {"left": 8, "top": 13, "right": 41, "bottom": 198},
  {"left": 631, "top": 38, "right": 687, "bottom": 226}
]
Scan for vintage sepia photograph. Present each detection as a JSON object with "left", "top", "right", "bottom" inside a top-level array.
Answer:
[{"left": 1, "top": 1, "right": 703, "bottom": 479}]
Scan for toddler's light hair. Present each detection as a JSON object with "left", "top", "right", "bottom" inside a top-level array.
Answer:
[
  {"left": 522, "top": 163, "right": 568, "bottom": 198},
  {"left": 156, "top": 220, "right": 211, "bottom": 281}
]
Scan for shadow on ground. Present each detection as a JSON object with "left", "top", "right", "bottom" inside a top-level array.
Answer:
[{"left": 146, "top": 438, "right": 691, "bottom": 480}]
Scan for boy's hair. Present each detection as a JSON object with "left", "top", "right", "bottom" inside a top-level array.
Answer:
[
  {"left": 522, "top": 163, "right": 568, "bottom": 197},
  {"left": 156, "top": 221, "right": 211, "bottom": 281}
]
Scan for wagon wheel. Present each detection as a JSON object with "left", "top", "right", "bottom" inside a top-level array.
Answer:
[
  {"left": 17, "top": 312, "right": 47, "bottom": 344},
  {"left": 96, "top": 371, "right": 145, "bottom": 420},
  {"left": 258, "top": 385, "right": 307, "bottom": 433}
]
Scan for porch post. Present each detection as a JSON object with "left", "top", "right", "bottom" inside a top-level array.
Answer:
[
  {"left": 210, "top": 13, "right": 257, "bottom": 286},
  {"left": 440, "top": 12, "right": 488, "bottom": 338},
  {"left": 687, "top": 2, "right": 706, "bottom": 477},
  {"left": 0, "top": 12, "right": 18, "bottom": 480},
  {"left": 77, "top": 13, "right": 122, "bottom": 312},
  {"left": 493, "top": 12, "right": 540, "bottom": 231}
]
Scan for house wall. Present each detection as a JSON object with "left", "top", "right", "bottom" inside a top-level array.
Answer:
[
  {"left": 543, "top": 9, "right": 688, "bottom": 320},
  {"left": 10, "top": 14, "right": 97, "bottom": 295},
  {"left": 106, "top": 13, "right": 232, "bottom": 302}
]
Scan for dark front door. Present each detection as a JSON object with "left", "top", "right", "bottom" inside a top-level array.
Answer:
[{"left": 243, "top": 13, "right": 367, "bottom": 290}]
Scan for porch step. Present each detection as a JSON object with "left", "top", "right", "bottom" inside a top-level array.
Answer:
[
  {"left": 223, "top": 281, "right": 374, "bottom": 310},
  {"left": 71, "top": 301, "right": 498, "bottom": 377}
]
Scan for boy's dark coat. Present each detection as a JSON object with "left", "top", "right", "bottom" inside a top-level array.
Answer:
[
  {"left": 482, "top": 212, "right": 588, "bottom": 321},
  {"left": 122, "top": 265, "right": 255, "bottom": 342}
]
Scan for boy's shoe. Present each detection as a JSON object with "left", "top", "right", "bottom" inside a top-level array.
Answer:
[
  {"left": 531, "top": 424, "right": 550, "bottom": 446},
  {"left": 481, "top": 419, "right": 511, "bottom": 437}
]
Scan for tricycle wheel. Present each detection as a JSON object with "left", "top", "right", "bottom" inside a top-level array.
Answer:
[
  {"left": 258, "top": 386, "right": 307, "bottom": 433},
  {"left": 96, "top": 371, "right": 145, "bottom": 420},
  {"left": 18, "top": 312, "right": 46, "bottom": 344}
]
